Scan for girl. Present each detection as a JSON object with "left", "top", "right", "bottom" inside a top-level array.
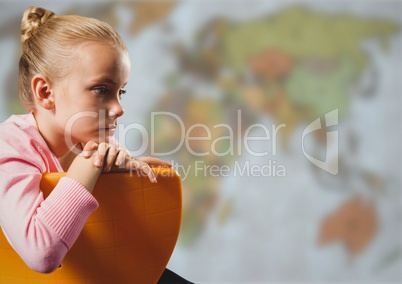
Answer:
[{"left": 0, "top": 6, "right": 192, "bottom": 283}]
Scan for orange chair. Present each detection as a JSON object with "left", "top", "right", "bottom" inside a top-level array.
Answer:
[{"left": 0, "top": 168, "right": 182, "bottom": 283}]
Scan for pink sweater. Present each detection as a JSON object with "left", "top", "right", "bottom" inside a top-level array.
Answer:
[{"left": 0, "top": 113, "right": 99, "bottom": 273}]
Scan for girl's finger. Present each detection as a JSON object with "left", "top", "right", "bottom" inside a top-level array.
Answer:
[
  {"left": 80, "top": 141, "right": 99, "bottom": 158},
  {"left": 115, "top": 149, "right": 129, "bottom": 167},
  {"left": 94, "top": 142, "right": 110, "bottom": 168},
  {"left": 136, "top": 156, "right": 172, "bottom": 167},
  {"left": 127, "top": 158, "right": 157, "bottom": 183},
  {"left": 103, "top": 145, "right": 118, "bottom": 172}
]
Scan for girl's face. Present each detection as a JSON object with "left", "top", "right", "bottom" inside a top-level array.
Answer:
[{"left": 52, "top": 42, "right": 131, "bottom": 145}]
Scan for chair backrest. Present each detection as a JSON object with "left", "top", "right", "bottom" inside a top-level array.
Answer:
[{"left": 0, "top": 168, "right": 182, "bottom": 283}]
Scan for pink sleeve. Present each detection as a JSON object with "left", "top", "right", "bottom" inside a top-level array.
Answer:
[{"left": 0, "top": 125, "right": 98, "bottom": 273}]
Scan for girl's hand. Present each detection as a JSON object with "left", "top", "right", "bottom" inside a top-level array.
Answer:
[
  {"left": 124, "top": 156, "right": 173, "bottom": 184},
  {"left": 80, "top": 141, "right": 124, "bottom": 172},
  {"left": 135, "top": 156, "right": 172, "bottom": 168},
  {"left": 80, "top": 142, "right": 172, "bottom": 184}
]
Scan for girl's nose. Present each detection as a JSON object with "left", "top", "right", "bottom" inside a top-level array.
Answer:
[{"left": 109, "top": 101, "right": 125, "bottom": 118}]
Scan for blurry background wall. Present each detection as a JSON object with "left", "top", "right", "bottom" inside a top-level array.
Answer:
[{"left": 0, "top": 0, "right": 401, "bottom": 283}]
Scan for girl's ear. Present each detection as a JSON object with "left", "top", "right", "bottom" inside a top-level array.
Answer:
[{"left": 31, "top": 74, "right": 55, "bottom": 110}]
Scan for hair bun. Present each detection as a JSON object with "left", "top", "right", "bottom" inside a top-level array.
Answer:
[{"left": 20, "top": 6, "right": 55, "bottom": 43}]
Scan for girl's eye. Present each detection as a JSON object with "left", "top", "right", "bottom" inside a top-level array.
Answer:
[
  {"left": 118, "top": 89, "right": 126, "bottom": 99},
  {"left": 94, "top": 87, "right": 109, "bottom": 96}
]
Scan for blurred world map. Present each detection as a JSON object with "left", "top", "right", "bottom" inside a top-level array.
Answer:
[{"left": 0, "top": 1, "right": 401, "bottom": 283}]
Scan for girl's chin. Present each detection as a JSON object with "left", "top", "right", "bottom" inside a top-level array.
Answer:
[
  {"left": 95, "top": 135, "right": 114, "bottom": 144},
  {"left": 80, "top": 135, "right": 113, "bottom": 145}
]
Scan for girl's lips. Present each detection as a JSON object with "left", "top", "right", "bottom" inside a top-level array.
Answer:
[{"left": 100, "top": 125, "right": 116, "bottom": 131}]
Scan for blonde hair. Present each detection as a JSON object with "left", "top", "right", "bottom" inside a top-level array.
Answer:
[{"left": 19, "top": 6, "right": 128, "bottom": 110}]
